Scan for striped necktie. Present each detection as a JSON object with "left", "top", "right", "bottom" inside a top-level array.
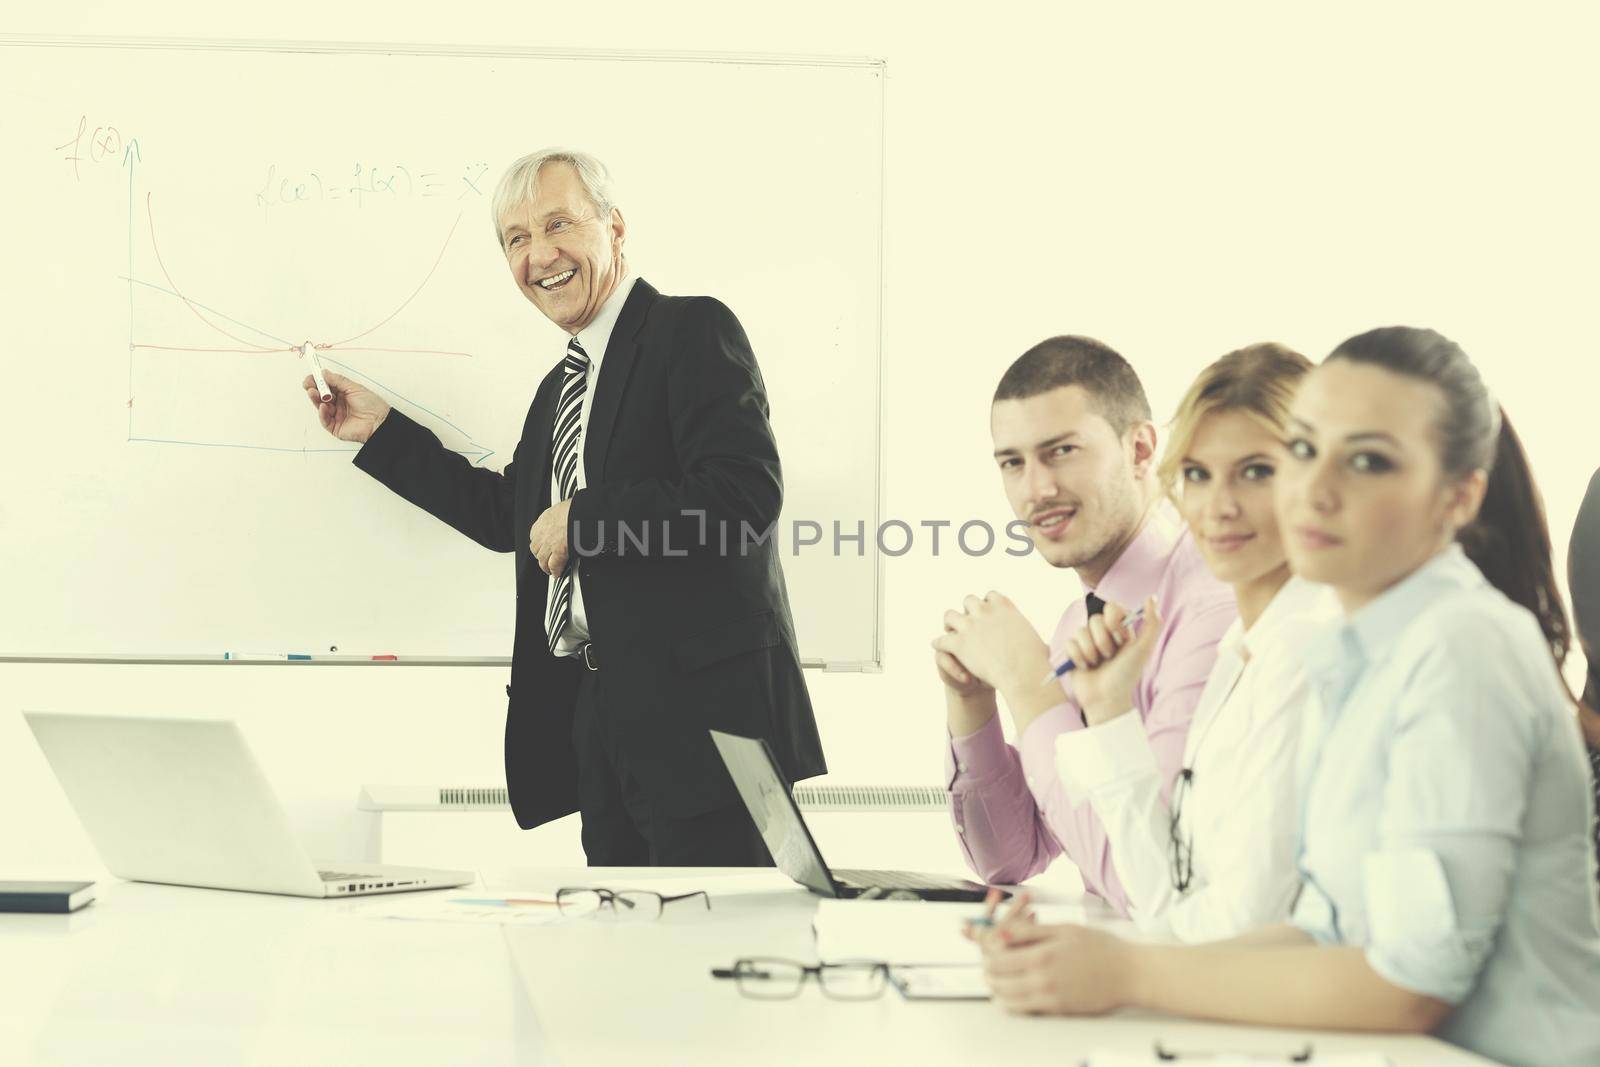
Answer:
[{"left": 545, "top": 337, "right": 590, "bottom": 654}]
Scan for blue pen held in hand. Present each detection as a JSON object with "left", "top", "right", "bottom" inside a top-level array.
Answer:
[{"left": 1040, "top": 605, "right": 1147, "bottom": 684}]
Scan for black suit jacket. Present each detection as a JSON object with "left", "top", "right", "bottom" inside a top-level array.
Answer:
[{"left": 355, "top": 279, "right": 826, "bottom": 827}]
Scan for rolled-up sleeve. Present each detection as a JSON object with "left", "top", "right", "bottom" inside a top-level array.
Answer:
[
  {"left": 946, "top": 714, "right": 1063, "bottom": 885},
  {"left": 1362, "top": 620, "right": 1537, "bottom": 1003}
]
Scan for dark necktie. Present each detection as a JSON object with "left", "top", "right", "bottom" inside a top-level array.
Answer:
[
  {"left": 545, "top": 337, "right": 589, "bottom": 654},
  {"left": 1074, "top": 592, "right": 1107, "bottom": 726}
]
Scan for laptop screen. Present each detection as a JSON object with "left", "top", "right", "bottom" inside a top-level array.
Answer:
[{"left": 709, "top": 730, "right": 838, "bottom": 897}]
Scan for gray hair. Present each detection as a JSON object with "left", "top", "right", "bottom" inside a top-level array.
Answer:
[{"left": 490, "top": 148, "right": 617, "bottom": 249}]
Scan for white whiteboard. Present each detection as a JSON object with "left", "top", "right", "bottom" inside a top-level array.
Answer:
[{"left": 0, "top": 37, "right": 884, "bottom": 666}]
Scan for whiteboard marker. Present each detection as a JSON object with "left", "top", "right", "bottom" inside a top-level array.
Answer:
[{"left": 301, "top": 342, "right": 333, "bottom": 403}]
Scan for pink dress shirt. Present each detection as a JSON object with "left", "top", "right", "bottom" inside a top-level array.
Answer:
[{"left": 944, "top": 504, "right": 1236, "bottom": 911}]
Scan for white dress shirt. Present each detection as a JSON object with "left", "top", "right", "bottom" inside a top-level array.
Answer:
[
  {"left": 1055, "top": 576, "right": 1337, "bottom": 942},
  {"left": 1292, "top": 545, "right": 1600, "bottom": 1067},
  {"left": 546, "top": 270, "right": 637, "bottom": 656}
]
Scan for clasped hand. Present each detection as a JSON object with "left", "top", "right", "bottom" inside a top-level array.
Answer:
[
  {"left": 931, "top": 591, "right": 1050, "bottom": 697},
  {"left": 530, "top": 498, "right": 572, "bottom": 576}
]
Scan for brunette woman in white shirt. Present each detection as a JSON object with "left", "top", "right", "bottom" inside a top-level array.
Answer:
[
  {"left": 1052, "top": 342, "right": 1337, "bottom": 943},
  {"left": 974, "top": 327, "right": 1600, "bottom": 1067}
]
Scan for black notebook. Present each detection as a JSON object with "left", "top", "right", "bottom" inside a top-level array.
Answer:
[{"left": 0, "top": 881, "right": 96, "bottom": 913}]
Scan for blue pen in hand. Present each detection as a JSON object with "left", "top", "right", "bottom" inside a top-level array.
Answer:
[{"left": 1040, "top": 605, "right": 1147, "bottom": 683}]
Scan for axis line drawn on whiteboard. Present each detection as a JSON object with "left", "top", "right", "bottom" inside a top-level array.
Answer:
[
  {"left": 126, "top": 136, "right": 140, "bottom": 437},
  {"left": 127, "top": 353, "right": 494, "bottom": 463}
]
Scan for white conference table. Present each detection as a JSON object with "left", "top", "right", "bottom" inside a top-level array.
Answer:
[{"left": 0, "top": 866, "right": 1501, "bottom": 1067}]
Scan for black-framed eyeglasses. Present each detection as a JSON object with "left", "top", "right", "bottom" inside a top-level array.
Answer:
[
  {"left": 1155, "top": 1041, "right": 1313, "bottom": 1061},
  {"left": 1169, "top": 766, "right": 1195, "bottom": 892},
  {"left": 554, "top": 886, "right": 710, "bottom": 922},
  {"left": 711, "top": 957, "right": 890, "bottom": 1000}
]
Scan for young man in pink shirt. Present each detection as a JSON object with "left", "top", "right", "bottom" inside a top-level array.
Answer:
[{"left": 933, "top": 336, "right": 1236, "bottom": 909}]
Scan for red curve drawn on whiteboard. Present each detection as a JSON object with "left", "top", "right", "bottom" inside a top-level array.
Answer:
[
  {"left": 140, "top": 197, "right": 471, "bottom": 359},
  {"left": 146, "top": 193, "right": 286, "bottom": 353},
  {"left": 325, "top": 211, "right": 464, "bottom": 350}
]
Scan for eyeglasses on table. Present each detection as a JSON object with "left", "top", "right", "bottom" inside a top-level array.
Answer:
[
  {"left": 554, "top": 886, "right": 711, "bottom": 921},
  {"left": 711, "top": 957, "right": 891, "bottom": 1000},
  {"left": 1154, "top": 1040, "right": 1313, "bottom": 1061}
]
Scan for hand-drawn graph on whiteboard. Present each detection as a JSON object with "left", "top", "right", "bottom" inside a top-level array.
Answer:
[
  {"left": 0, "top": 37, "right": 885, "bottom": 665},
  {"left": 123, "top": 140, "right": 507, "bottom": 465}
]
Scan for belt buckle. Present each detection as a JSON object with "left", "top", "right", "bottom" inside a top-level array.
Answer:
[{"left": 580, "top": 643, "right": 598, "bottom": 671}]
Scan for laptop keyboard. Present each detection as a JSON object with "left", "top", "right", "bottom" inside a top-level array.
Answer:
[{"left": 833, "top": 869, "right": 967, "bottom": 891}]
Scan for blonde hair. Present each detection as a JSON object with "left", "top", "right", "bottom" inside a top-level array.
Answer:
[{"left": 1158, "top": 343, "right": 1313, "bottom": 501}]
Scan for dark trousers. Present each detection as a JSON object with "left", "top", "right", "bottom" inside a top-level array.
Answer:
[{"left": 571, "top": 668, "right": 772, "bottom": 867}]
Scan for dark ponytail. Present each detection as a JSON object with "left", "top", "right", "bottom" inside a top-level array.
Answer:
[
  {"left": 1459, "top": 417, "right": 1571, "bottom": 669},
  {"left": 1328, "top": 327, "right": 1571, "bottom": 671}
]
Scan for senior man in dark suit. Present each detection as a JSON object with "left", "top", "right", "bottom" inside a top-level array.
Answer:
[{"left": 303, "top": 148, "right": 825, "bottom": 865}]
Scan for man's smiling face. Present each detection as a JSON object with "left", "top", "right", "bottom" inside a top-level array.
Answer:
[
  {"left": 498, "top": 160, "right": 626, "bottom": 335},
  {"left": 990, "top": 384, "right": 1146, "bottom": 573}
]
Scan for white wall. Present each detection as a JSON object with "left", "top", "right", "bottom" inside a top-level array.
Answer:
[{"left": 5, "top": 1, "right": 1597, "bottom": 879}]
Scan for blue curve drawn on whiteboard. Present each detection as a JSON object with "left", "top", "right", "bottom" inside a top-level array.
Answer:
[
  {"left": 123, "top": 277, "right": 497, "bottom": 466},
  {"left": 119, "top": 275, "right": 293, "bottom": 348}
]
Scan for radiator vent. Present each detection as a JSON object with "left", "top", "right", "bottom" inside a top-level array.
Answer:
[
  {"left": 361, "top": 784, "right": 950, "bottom": 813},
  {"left": 438, "top": 787, "right": 509, "bottom": 808},
  {"left": 792, "top": 784, "right": 949, "bottom": 812}
]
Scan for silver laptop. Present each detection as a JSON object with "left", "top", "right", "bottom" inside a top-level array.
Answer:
[
  {"left": 24, "top": 712, "right": 473, "bottom": 898},
  {"left": 710, "top": 729, "right": 992, "bottom": 902}
]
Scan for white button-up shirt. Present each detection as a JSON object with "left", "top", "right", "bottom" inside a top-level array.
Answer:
[
  {"left": 1055, "top": 576, "right": 1338, "bottom": 942},
  {"left": 1292, "top": 544, "right": 1600, "bottom": 1067},
  {"left": 546, "top": 272, "right": 638, "bottom": 656}
]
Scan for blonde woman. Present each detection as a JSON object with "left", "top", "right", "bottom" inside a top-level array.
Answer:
[
  {"left": 977, "top": 328, "right": 1600, "bottom": 1067},
  {"left": 1052, "top": 343, "right": 1336, "bottom": 941}
]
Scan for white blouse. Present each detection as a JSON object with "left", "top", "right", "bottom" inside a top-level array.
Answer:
[
  {"left": 1291, "top": 545, "right": 1600, "bottom": 1067},
  {"left": 1055, "top": 576, "right": 1336, "bottom": 942}
]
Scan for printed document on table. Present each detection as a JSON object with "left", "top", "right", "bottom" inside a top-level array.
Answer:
[{"left": 369, "top": 893, "right": 567, "bottom": 926}]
